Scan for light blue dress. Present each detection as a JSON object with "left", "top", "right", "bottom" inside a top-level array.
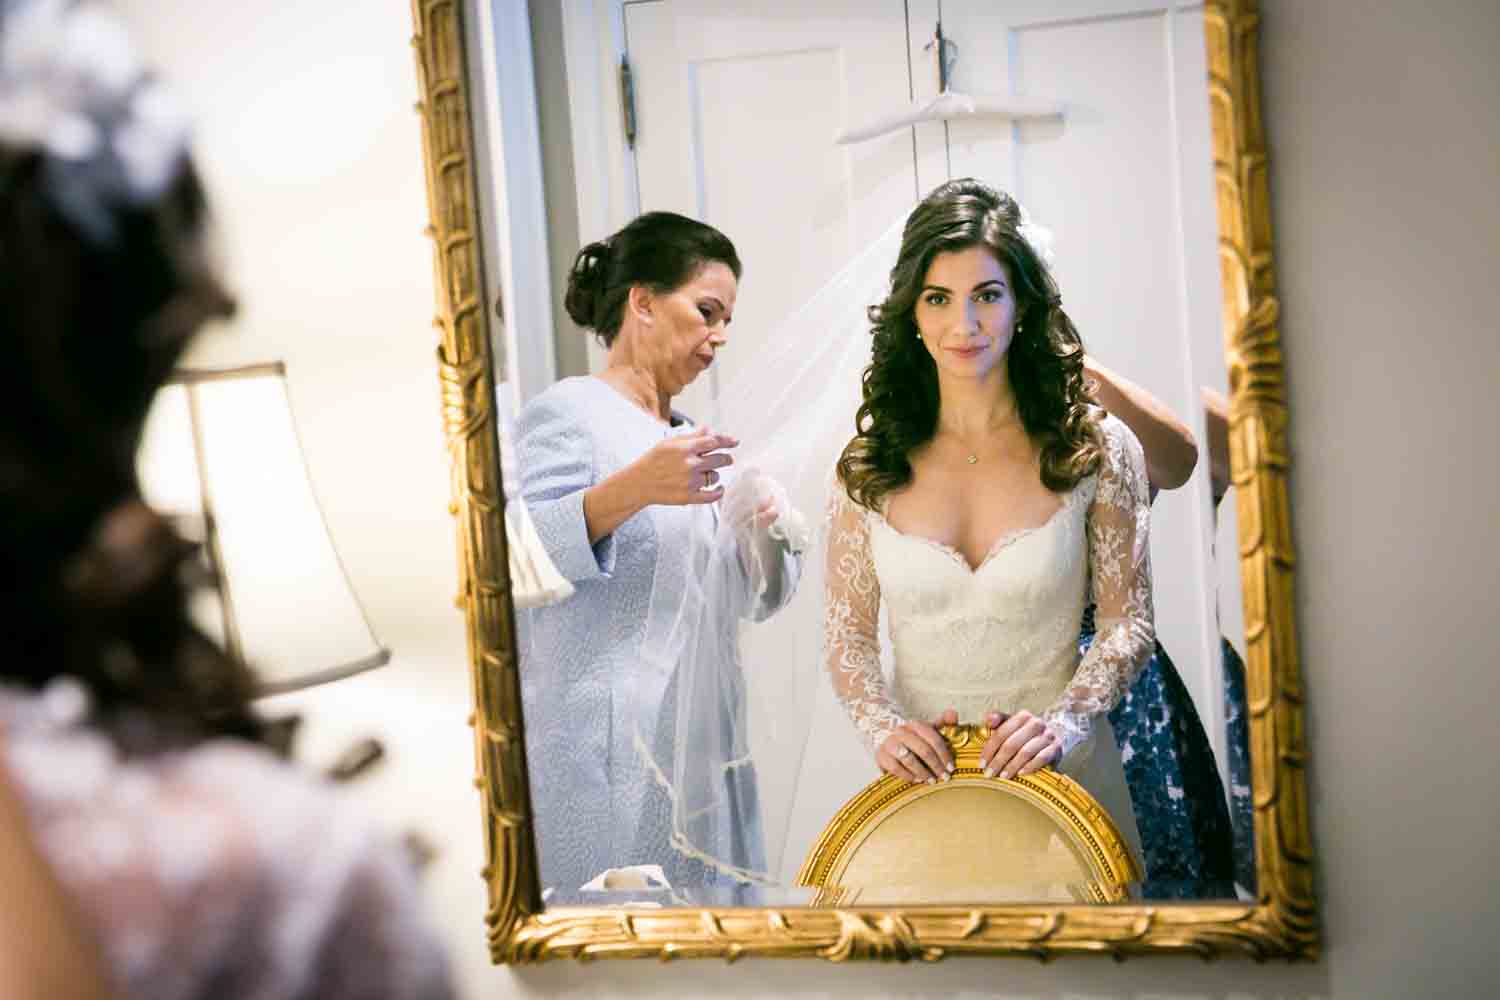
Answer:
[{"left": 516, "top": 376, "right": 800, "bottom": 901}]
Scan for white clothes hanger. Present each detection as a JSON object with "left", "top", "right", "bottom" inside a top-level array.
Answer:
[{"left": 833, "top": 21, "right": 1063, "bottom": 146}]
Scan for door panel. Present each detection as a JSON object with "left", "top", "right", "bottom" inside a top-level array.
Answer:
[{"left": 624, "top": 0, "right": 918, "bottom": 423}]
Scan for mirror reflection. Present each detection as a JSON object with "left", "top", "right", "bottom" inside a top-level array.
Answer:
[{"left": 497, "top": 0, "right": 1254, "bottom": 907}]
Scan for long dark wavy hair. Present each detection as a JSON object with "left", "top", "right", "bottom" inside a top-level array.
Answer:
[
  {"left": 0, "top": 143, "right": 266, "bottom": 751},
  {"left": 837, "top": 178, "right": 1101, "bottom": 510}
]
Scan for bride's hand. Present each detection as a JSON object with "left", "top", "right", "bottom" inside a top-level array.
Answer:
[
  {"left": 978, "top": 710, "right": 1062, "bottom": 779},
  {"left": 876, "top": 721, "right": 954, "bottom": 784}
]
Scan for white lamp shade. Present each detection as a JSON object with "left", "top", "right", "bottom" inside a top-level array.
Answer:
[{"left": 137, "top": 364, "right": 389, "bottom": 694}]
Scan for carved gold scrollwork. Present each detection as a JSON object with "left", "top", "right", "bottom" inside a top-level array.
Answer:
[
  {"left": 1206, "top": 0, "right": 1318, "bottom": 957},
  {"left": 411, "top": 0, "right": 541, "bottom": 954}
]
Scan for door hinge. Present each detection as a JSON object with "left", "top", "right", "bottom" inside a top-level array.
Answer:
[{"left": 619, "top": 54, "right": 638, "bottom": 149}]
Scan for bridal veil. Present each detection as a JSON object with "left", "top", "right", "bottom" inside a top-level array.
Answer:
[{"left": 635, "top": 216, "right": 909, "bottom": 889}]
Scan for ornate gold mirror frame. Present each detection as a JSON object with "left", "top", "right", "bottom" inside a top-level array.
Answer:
[{"left": 410, "top": 0, "right": 1316, "bottom": 964}]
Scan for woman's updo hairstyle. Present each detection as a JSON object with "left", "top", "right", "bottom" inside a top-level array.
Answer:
[
  {"left": 0, "top": 142, "right": 267, "bottom": 750},
  {"left": 0, "top": 0, "right": 262, "bottom": 749},
  {"left": 564, "top": 211, "right": 741, "bottom": 346}
]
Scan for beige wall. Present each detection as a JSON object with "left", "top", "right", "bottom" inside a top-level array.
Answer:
[
  {"left": 118, "top": 0, "right": 1500, "bottom": 997},
  {"left": 117, "top": 3, "right": 493, "bottom": 998}
]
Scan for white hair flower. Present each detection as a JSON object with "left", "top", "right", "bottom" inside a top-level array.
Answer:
[
  {"left": 1016, "top": 204, "right": 1056, "bottom": 268},
  {"left": 0, "top": 0, "right": 190, "bottom": 240}
]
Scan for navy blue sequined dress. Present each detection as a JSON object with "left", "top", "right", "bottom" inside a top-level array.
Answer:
[
  {"left": 1081, "top": 606, "right": 1237, "bottom": 898},
  {"left": 1220, "top": 637, "right": 1256, "bottom": 894}
]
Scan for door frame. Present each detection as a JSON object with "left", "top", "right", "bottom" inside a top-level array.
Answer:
[{"left": 556, "top": 0, "right": 641, "bottom": 373}]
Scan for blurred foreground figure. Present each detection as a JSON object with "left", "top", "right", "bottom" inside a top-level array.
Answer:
[{"left": 0, "top": 2, "right": 452, "bottom": 996}]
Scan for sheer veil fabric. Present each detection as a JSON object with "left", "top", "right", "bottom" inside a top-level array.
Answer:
[{"left": 636, "top": 218, "right": 908, "bottom": 888}]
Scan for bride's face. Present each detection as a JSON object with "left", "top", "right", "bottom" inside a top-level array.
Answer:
[
  {"left": 633, "top": 260, "right": 738, "bottom": 395},
  {"left": 913, "top": 245, "right": 1016, "bottom": 381}
]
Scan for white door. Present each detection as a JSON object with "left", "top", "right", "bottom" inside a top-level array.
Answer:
[{"left": 615, "top": 0, "right": 920, "bottom": 421}]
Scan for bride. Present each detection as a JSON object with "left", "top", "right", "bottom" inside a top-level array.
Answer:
[
  {"left": 822, "top": 178, "right": 1154, "bottom": 855},
  {"left": 643, "top": 178, "right": 1172, "bottom": 887}
]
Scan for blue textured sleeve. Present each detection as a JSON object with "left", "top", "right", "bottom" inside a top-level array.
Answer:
[{"left": 516, "top": 391, "right": 617, "bottom": 582}]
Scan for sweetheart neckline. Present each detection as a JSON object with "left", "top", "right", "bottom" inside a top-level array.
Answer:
[{"left": 869, "top": 485, "right": 1087, "bottom": 575}]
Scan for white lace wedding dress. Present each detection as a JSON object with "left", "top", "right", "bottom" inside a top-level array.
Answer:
[{"left": 823, "top": 413, "right": 1155, "bottom": 861}]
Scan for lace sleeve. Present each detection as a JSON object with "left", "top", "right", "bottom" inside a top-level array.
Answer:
[
  {"left": 301, "top": 825, "right": 455, "bottom": 1000},
  {"left": 823, "top": 484, "right": 907, "bottom": 754},
  {"left": 1043, "top": 415, "right": 1156, "bottom": 759},
  {"left": 0, "top": 691, "right": 454, "bottom": 1000}
]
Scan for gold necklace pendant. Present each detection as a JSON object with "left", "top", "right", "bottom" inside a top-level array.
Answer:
[{"left": 966, "top": 454, "right": 979, "bottom": 465}]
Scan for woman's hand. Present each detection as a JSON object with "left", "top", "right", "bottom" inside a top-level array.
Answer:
[
  {"left": 876, "top": 717, "right": 956, "bottom": 784},
  {"left": 725, "top": 471, "right": 810, "bottom": 550},
  {"left": 633, "top": 427, "right": 738, "bottom": 505},
  {"left": 721, "top": 470, "right": 785, "bottom": 533},
  {"left": 583, "top": 428, "right": 738, "bottom": 544},
  {"left": 978, "top": 710, "right": 1062, "bottom": 779},
  {"left": 753, "top": 498, "right": 779, "bottom": 530}
]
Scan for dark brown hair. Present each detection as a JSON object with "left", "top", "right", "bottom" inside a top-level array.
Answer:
[
  {"left": 0, "top": 146, "right": 265, "bottom": 749},
  {"left": 837, "top": 178, "right": 1101, "bottom": 509},
  {"left": 564, "top": 211, "right": 741, "bottom": 346}
]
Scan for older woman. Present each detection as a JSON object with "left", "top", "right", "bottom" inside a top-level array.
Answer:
[{"left": 517, "top": 212, "right": 803, "bottom": 901}]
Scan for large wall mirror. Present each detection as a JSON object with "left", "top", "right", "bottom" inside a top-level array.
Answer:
[{"left": 411, "top": 0, "right": 1316, "bottom": 962}]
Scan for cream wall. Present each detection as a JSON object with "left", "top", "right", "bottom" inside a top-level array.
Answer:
[
  {"left": 117, "top": 1, "right": 1499, "bottom": 998},
  {"left": 117, "top": 3, "right": 495, "bottom": 999}
]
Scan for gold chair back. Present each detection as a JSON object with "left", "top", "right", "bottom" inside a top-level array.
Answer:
[{"left": 796, "top": 725, "right": 1143, "bottom": 905}]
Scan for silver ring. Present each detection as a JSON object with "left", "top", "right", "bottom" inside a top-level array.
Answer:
[{"left": 896, "top": 745, "right": 910, "bottom": 759}]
